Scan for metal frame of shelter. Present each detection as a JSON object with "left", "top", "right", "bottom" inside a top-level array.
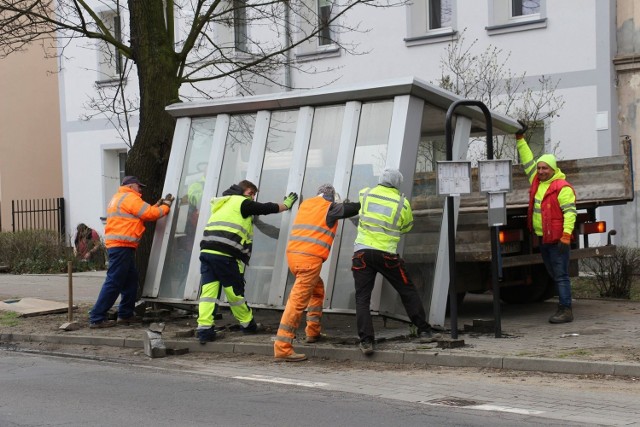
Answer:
[{"left": 141, "top": 76, "right": 518, "bottom": 327}]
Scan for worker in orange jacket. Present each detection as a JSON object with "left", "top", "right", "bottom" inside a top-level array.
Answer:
[
  {"left": 89, "top": 176, "right": 173, "bottom": 328},
  {"left": 274, "top": 184, "right": 360, "bottom": 362}
]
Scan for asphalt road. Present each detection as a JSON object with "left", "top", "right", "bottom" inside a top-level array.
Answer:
[{"left": 0, "top": 350, "right": 616, "bottom": 427}]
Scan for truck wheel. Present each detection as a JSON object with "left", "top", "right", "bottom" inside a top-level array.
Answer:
[{"left": 500, "top": 266, "right": 553, "bottom": 304}]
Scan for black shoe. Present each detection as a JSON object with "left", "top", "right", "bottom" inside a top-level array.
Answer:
[
  {"left": 417, "top": 327, "right": 442, "bottom": 343},
  {"left": 197, "top": 327, "right": 218, "bottom": 344},
  {"left": 359, "top": 340, "right": 374, "bottom": 355},
  {"left": 242, "top": 320, "right": 264, "bottom": 334},
  {"left": 117, "top": 316, "right": 144, "bottom": 326},
  {"left": 549, "top": 306, "right": 574, "bottom": 324},
  {"left": 89, "top": 320, "right": 116, "bottom": 329}
]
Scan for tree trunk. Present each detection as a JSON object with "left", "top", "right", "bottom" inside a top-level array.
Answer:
[{"left": 127, "top": 1, "right": 181, "bottom": 292}]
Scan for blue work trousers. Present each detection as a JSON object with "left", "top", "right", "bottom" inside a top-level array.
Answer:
[
  {"left": 89, "top": 247, "right": 138, "bottom": 323},
  {"left": 540, "top": 243, "right": 572, "bottom": 308}
]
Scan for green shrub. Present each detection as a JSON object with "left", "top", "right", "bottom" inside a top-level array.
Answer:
[
  {"left": 0, "top": 230, "right": 105, "bottom": 274},
  {"left": 581, "top": 246, "right": 640, "bottom": 299}
]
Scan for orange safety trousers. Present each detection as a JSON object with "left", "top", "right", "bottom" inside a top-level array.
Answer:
[{"left": 274, "top": 253, "right": 324, "bottom": 358}]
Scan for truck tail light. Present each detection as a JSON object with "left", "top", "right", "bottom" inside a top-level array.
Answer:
[
  {"left": 580, "top": 221, "right": 606, "bottom": 235},
  {"left": 499, "top": 229, "right": 523, "bottom": 243}
]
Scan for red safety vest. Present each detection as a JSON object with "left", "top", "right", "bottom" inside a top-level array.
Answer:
[{"left": 528, "top": 178, "right": 574, "bottom": 244}]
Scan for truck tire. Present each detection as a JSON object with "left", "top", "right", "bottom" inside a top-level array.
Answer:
[{"left": 500, "top": 265, "right": 554, "bottom": 304}]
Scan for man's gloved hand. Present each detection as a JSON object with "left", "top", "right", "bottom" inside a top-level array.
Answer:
[
  {"left": 155, "top": 198, "right": 165, "bottom": 207},
  {"left": 515, "top": 119, "right": 529, "bottom": 140},
  {"left": 283, "top": 192, "right": 299, "bottom": 210},
  {"left": 558, "top": 232, "right": 572, "bottom": 254},
  {"left": 162, "top": 193, "right": 175, "bottom": 207}
]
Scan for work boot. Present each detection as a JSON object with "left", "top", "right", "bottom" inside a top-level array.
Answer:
[
  {"left": 241, "top": 319, "right": 264, "bottom": 334},
  {"left": 359, "top": 340, "right": 374, "bottom": 355},
  {"left": 416, "top": 327, "right": 442, "bottom": 343},
  {"left": 274, "top": 352, "right": 308, "bottom": 362},
  {"left": 117, "top": 316, "right": 144, "bottom": 326},
  {"left": 89, "top": 320, "right": 116, "bottom": 329},
  {"left": 197, "top": 327, "right": 218, "bottom": 344},
  {"left": 549, "top": 306, "right": 574, "bottom": 324},
  {"left": 305, "top": 334, "right": 324, "bottom": 344}
]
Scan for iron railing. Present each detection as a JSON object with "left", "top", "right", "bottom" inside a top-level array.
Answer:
[{"left": 11, "top": 197, "right": 65, "bottom": 236}]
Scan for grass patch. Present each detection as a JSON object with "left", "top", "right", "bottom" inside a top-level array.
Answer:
[
  {"left": 557, "top": 349, "right": 592, "bottom": 359},
  {"left": 0, "top": 311, "right": 20, "bottom": 327},
  {"left": 572, "top": 275, "right": 640, "bottom": 301}
]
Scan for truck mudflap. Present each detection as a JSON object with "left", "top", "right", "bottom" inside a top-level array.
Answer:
[{"left": 501, "top": 245, "right": 617, "bottom": 269}]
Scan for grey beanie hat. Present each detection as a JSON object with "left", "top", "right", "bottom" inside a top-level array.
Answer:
[
  {"left": 317, "top": 183, "right": 336, "bottom": 200},
  {"left": 378, "top": 168, "right": 403, "bottom": 189}
]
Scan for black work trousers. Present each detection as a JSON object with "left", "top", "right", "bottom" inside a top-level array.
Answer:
[{"left": 352, "top": 249, "right": 430, "bottom": 343}]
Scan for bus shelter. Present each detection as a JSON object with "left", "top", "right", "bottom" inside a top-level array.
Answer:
[{"left": 142, "top": 77, "right": 518, "bottom": 327}]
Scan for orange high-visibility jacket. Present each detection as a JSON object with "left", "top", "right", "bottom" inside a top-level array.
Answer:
[
  {"left": 286, "top": 196, "right": 338, "bottom": 261},
  {"left": 104, "top": 186, "right": 169, "bottom": 249}
]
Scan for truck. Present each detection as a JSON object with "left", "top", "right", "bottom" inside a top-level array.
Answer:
[{"left": 406, "top": 137, "right": 634, "bottom": 305}]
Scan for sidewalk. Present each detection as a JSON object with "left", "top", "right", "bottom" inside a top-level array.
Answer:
[{"left": 1, "top": 272, "right": 639, "bottom": 377}]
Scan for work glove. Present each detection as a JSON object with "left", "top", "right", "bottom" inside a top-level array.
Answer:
[
  {"left": 283, "top": 192, "right": 299, "bottom": 210},
  {"left": 162, "top": 193, "right": 175, "bottom": 207},
  {"left": 515, "top": 119, "right": 529, "bottom": 140},
  {"left": 558, "top": 232, "right": 572, "bottom": 254}
]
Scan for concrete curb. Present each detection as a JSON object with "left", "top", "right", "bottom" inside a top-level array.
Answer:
[{"left": 3, "top": 333, "right": 640, "bottom": 378}]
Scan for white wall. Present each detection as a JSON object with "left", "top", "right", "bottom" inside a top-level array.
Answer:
[{"left": 58, "top": 0, "right": 621, "bottom": 242}]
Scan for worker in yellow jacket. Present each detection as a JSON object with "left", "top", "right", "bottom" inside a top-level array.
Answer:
[
  {"left": 90, "top": 176, "right": 173, "bottom": 328},
  {"left": 274, "top": 184, "right": 360, "bottom": 362}
]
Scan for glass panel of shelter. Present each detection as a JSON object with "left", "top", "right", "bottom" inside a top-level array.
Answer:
[
  {"left": 330, "top": 100, "right": 394, "bottom": 310},
  {"left": 156, "top": 117, "right": 217, "bottom": 299},
  {"left": 243, "top": 109, "right": 300, "bottom": 305},
  {"left": 281, "top": 105, "right": 345, "bottom": 302}
]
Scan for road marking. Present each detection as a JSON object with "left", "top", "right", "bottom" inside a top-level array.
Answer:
[
  {"left": 422, "top": 401, "right": 545, "bottom": 416},
  {"left": 468, "top": 404, "right": 545, "bottom": 415},
  {"left": 233, "top": 374, "right": 328, "bottom": 388}
]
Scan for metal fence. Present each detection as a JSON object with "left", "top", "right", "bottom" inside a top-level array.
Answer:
[{"left": 11, "top": 197, "right": 65, "bottom": 236}]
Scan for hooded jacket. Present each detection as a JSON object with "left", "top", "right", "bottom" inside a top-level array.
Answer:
[{"left": 517, "top": 138, "right": 577, "bottom": 243}]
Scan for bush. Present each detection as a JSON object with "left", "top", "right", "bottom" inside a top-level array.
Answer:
[
  {"left": 0, "top": 230, "right": 104, "bottom": 274},
  {"left": 581, "top": 246, "right": 640, "bottom": 299}
]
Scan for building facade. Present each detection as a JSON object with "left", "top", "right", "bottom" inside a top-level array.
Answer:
[
  {"left": 0, "top": 44, "right": 62, "bottom": 233},
  {"left": 57, "top": 0, "right": 633, "bottom": 248}
]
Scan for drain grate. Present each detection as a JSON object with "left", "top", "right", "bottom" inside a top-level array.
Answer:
[{"left": 426, "top": 397, "right": 481, "bottom": 407}]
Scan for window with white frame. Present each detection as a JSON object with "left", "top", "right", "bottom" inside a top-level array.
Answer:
[
  {"left": 317, "top": 0, "right": 336, "bottom": 46},
  {"left": 428, "top": 0, "right": 453, "bottom": 31},
  {"left": 295, "top": 0, "right": 340, "bottom": 59},
  {"left": 233, "top": 0, "right": 248, "bottom": 52},
  {"left": 405, "top": 0, "right": 456, "bottom": 45},
  {"left": 97, "top": 9, "right": 123, "bottom": 82},
  {"left": 487, "top": 0, "right": 546, "bottom": 35}
]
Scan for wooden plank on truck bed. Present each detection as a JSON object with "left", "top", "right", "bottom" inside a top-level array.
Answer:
[{"left": 411, "top": 138, "right": 633, "bottom": 215}]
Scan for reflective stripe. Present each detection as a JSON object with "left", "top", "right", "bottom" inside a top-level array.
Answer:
[
  {"left": 278, "top": 323, "right": 297, "bottom": 333},
  {"left": 288, "top": 235, "right": 332, "bottom": 251},
  {"left": 291, "top": 224, "right": 335, "bottom": 239},
  {"left": 306, "top": 315, "right": 320, "bottom": 322},
  {"left": 367, "top": 202, "right": 393, "bottom": 217},
  {"left": 359, "top": 214, "right": 399, "bottom": 231},
  {"left": 274, "top": 335, "right": 294, "bottom": 344},
  {"left": 307, "top": 306, "right": 322, "bottom": 312},
  {"left": 523, "top": 159, "right": 535, "bottom": 171},
  {"left": 136, "top": 203, "right": 150, "bottom": 217},
  {"left": 359, "top": 222, "right": 401, "bottom": 238},
  {"left": 206, "top": 220, "right": 250, "bottom": 236},
  {"left": 285, "top": 250, "right": 323, "bottom": 258},
  {"left": 104, "top": 234, "right": 139, "bottom": 243},
  {"left": 228, "top": 298, "right": 246, "bottom": 307},
  {"left": 199, "top": 297, "right": 220, "bottom": 304},
  {"left": 107, "top": 211, "right": 137, "bottom": 219},
  {"left": 533, "top": 207, "right": 542, "bottom": 214},
  {"left": 201, "top": 235, "right": 250, "bottom": 254}
]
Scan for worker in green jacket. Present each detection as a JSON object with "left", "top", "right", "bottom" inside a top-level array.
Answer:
[{"left": 352, "top": 168, "right": 440, "bottom": 355}]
